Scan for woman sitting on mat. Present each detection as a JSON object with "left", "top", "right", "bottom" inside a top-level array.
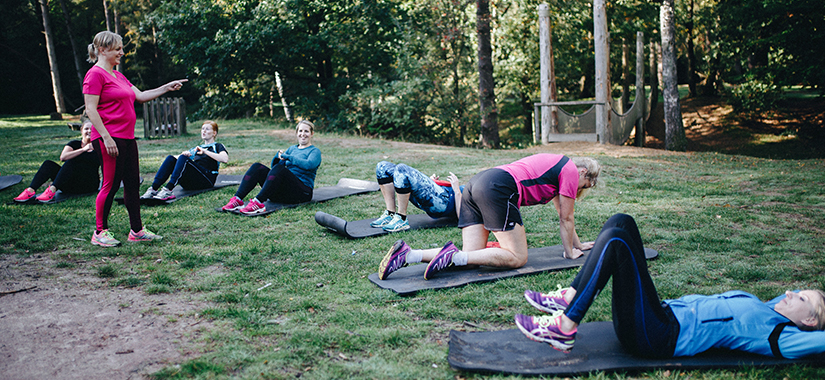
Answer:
[
  {"left": 369, "top": 161, "right": 463, "bottom": 232},
  {"left": 220, "top": 120, "right": 320, "bottom": 215},
  {"left": 14, "top": 119, "right": 100, "bottom": 203},
  {"left": 515, "top": 213, "right": 825, "bottom": 358},
  {"left": 378, "top": 154, "right": 600, "bottom": 280},
  {"left": 141, "top": 120, "right": 228, "bottom": 201}
]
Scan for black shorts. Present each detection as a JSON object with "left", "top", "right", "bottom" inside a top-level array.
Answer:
[{"left": 458, "top": 168, "right": 522, "bottom": 231}]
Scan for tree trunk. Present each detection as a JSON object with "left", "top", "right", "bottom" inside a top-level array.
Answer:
[
  {"left": 39, "top": 0, "right": 66, "bottom": 115},
  {"left": 477, "top": 0, "right": 498, "bottom": 148},
  {"left": 593, "top": 0, "right": 610, "bottom": 144},
  {"left": 621, "top": 38, "right": 630, "bottom": 113},
  {"left": 660, "top": 0, "right": 687, "bottom": 151},
  {"left": 538, "top": 4, "right": 558, "bottom": 144},
  {"left": 57, "top": 0, "right": 84, "bottom": 89},
  {"left": 686, "top": 0, "right": 696, "bottom": 97},
  {"left": 275, "top": 72, "right": 293, "bottom": 122},
  {"left": 649, "top": 41, "right": 659, "bottom": 112},
  {"left": 103, "top": 0, "right": 113, "bottom": 32}
]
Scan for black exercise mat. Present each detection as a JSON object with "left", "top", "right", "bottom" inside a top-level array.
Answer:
[
  {"left": 448, "top": 321, "right": 825, "bottom": 376},
  {"left": 368, "top": 246, "right": 658, "bottom": 296},
  {"left": 314, "top": 211, "right": 457, "bottom": 238},
  {"left": 0, "top": 175, "right": 23, "bottom": 192},
  {"left": 119, "top": 174, "right": 243, "bottom": 206},
  {"left": 222, "top": 178, "right": 379, "bottom": 217}
]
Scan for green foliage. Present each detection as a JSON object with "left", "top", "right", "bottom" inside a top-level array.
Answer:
[{"left": 728, "top": 76, "right": 782, "bottom": 114}]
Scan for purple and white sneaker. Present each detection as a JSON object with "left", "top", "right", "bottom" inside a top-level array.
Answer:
[
  {"left": 524, "top": 285, "right": 570, "bottom": 313},
  {"left": 423, "top": 241, "right": 458, "bottom": 280},
  {"left": 378, "top": 239, "right": 410, "bottom": 280}
]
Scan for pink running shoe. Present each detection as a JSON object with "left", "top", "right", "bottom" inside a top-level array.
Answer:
[
  {"left": 128, "top": 228, "right": 163, "bottom": 242},
  {"left": 524, "top": 285, "right": 570, "bottom": 314},
  {"left": 239, "top": 198, "right": 266, "bottom": 215},
  {"left": 14, "top": 188, "right": 35, "bottom": 202},
  {"left": 91, "top": 229, "right": 121, "bottom": 247},
  {"left": 36, "top": 187, "right": 56, "bottom": 203},
  {"left": 378, "top": 239, "right": 410, "bottom": 280},
  {"left": 221, "top": 196, "right": 244, "bottom": 211},
  {"left": 423, "top": 241, "right": 458, "bottom": 280},
  {"left": 514, "top": 312, "right": 576, "bottom": 352}
]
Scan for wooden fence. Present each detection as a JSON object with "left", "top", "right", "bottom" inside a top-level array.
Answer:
[{"left": 143, "top": 98, "right": 186, "bottom": 139}]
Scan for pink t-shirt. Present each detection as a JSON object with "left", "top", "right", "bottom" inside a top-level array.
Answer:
[
  {"left": 83, "top": 65, "right": 136, "bottom": 140},
  {"left": 497, "top": 154, "right": 579, "bottom": 207}
]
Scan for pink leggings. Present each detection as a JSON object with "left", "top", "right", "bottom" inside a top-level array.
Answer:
[{"left": 93, "top": 138, "right": 142, "bottom": 233}]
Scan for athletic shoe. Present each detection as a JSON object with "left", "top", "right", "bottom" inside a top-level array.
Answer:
[
  {"left": 524, "top": 285, "right": 570, "bottom": 314},
  {"left": 423, "top": 241, "right": 458, "bottom": 280},
  {"left": 91, "top": 229, "right": 121, "bottom": 247},
  {"left": 370, "top": 210, "right": 394, "bottom": 227},
  {"left": 239, "top": 198, "right": 266, "bottom": 215},
  {"left": 141, "top": 187, "right": 158, "bottom": 199},
  {"left": 378, "top": 239, "right": 410, "bottom": 280},
  {"left": 221, "top": 196, "right": 244, "bottom": 211},
  {"left": 153, "top": 188, "right": 175, "bottom": 201},
  {"left": 36, "top": 187, "right": 57, "bottom": 203},
  {"left": 14, "top": 188, "right": 35, "bottom": 202},
  {"left": 382, "top": 214, "right": 410, "bottom": 232},
  {"left": 128, "top": 228, "right": 163, "bottom": 242},
  {"left": 514, "top": 312, "right": 576, "bottom": 352}
]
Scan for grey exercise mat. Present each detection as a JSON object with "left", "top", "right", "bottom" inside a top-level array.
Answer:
[
  {"left": 0, "top": 175, "right": 23, "bottom": 192},
  {"left": 122, "top": 174, "right": 243, "bottom": 206},
  {"left": 368, "top": 246, "right": 658, "bottom": 296},
  {"left": 448, "top": 321, "right": 825, "bottom": 376},
  {"left": 223, "top": 178, "right": 379, "bottom": 217},
  {"left": 314, "top": 211, "right": 457, "bottom": 238}
]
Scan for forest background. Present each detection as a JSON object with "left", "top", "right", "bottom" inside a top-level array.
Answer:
[{"left": 1, "top": 0, "right": 823, "bottom": 148}]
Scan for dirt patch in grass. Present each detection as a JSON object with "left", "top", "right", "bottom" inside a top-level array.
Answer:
[{"left": 0, "top": 253, "right": 215, "bottom": 380}]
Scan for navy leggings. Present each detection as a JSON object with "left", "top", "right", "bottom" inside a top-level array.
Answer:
[
  {"left": 235, "top": 161, "right": 312, "bottom": 204},
  {"left": 151, "top": 155, "right": 215, "bottom": 191},
  {"left": 565, "top": 213, "right": 679, "bottom": 358},
  {"left": 29, "top": 159, "right": 99, "bottom": 194}
]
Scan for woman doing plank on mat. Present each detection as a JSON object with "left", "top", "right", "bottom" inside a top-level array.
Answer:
[
  {"left": 84, "top": 30, "right": 187, "bottom": 247},
  {"left": 378, "top": 154, "right": 600, "bottom": 280},
  {"left": 14, "top": 119, "right": 100, "bottom": 203},
  {"left": 220, "top": 120, "right": 321, "bottom": 215},
  {"left": 141, "top": 120, "right": 228, "bottom": 201},
  {"left": 369, "top": 161, "right": 463, "bottom": 232},
  {"left": 515, "top": 213, "right": 825, "bottom": 358}
]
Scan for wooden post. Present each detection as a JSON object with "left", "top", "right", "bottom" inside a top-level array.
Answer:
[
  {"left": 621, "top": 38, "right": 630, "bottom": 113},
  {"left": 635, "top": 32, "right": 646, "bottom": 147},
  {"left": 538, "top": 4, "right": 557, "bottom": 145},
  {"left": 593, "top": 0, "right": 610, "bottom": 144}
]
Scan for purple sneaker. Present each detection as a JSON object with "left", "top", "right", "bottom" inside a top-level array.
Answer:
[
  {"left": 514, "top": 312, "right": 576, "bottom": 352},
  {"left": 423, "top": 241, "right": 458, "bottom": 280},
  {"left": 378, "top": 240, "right": 410, "bottom": 280},
  {"left": 524, "top": 285, "right": 570, "bottom": 313}
]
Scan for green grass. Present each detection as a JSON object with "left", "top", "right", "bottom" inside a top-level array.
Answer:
[{"left": 1, "top": 115, "right": 824, "bottom": 379}]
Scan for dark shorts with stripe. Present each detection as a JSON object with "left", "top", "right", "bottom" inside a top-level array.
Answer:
[{"left": 458, "top": 168, "right": 522, "bottom": 231}]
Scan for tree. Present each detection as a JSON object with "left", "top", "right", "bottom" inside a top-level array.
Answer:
[
  {"left": 477, "top": 0, "right": 498, "bottom": 148},
  {"left": 660, "top": 0, "right": 686, "bottom": 151},
  {"left": 39, "top": 0, "right": 66, "bottom": 115}
]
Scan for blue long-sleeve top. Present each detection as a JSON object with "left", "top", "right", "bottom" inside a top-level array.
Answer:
[
  {"left": 666, "top": 290, "right": 825, "bottom": 359},
  {"left": 272, "top": 145, "right": 322, "bottom": 189}
]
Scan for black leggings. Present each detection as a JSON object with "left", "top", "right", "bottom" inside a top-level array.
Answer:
[
  {"left": 29, "top": 159, "right": 99, "bottom": 194},
  {"left": 235, "top": 161, "right": 312, "bottom": 204},
  {"left": 565, "top": 213, "right": 679, "bottom": 358}
]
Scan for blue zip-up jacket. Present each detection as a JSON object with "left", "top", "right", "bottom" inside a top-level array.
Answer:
[
  {"left": 666, "top": 290, "right": 825, "bottom": 359},
  {"left": 272, "top": 145, "right": 321, "bottom": 189}
]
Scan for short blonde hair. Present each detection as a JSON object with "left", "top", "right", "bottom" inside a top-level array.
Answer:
[
  {"left": 572, "top": 156, "right": 601, "bottom": 198},
  {"left": 811, "top": 289, "right": 825, "bottom": 331},
  {"left": 87, "top": 31, "right": 122, "bottom": 63}
]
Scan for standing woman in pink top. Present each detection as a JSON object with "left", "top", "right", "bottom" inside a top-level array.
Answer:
[
  {"left": 378, "top": 154, "right": 601, "bottom": 280},
  {"left": 83, "top": 31, "right": 187, "bottom": 247}
]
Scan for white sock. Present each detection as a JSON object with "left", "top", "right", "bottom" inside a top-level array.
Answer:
[
  {"left": 452, "top": 250, "right": 468, "bottom": 266},
  {"left": 407, "top": 249, "right": 423, "bottom": 263}
]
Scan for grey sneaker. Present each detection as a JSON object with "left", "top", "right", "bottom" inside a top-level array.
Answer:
[
  {"left": 141, "top": 187, "right": 158, "bottom": 199},
  {"left": 382, "top": 213, "right": 410, "bottom": 232},
  {"left": 370, "top": 210, "right": 394, "bottom": 227},
  {"left": 91, "top": 229, "right": 121, "bottom": 247},
  {"left": 153, "top": 188, "right": 175, "bottom": 201}
]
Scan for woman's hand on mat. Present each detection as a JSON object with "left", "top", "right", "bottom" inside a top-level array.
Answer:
[
  {"left": 580, "top": 241, "right": 594, "bottom": 250},
  {"left": 565, "top": 247, "right": 585, "bottom": 260}
]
